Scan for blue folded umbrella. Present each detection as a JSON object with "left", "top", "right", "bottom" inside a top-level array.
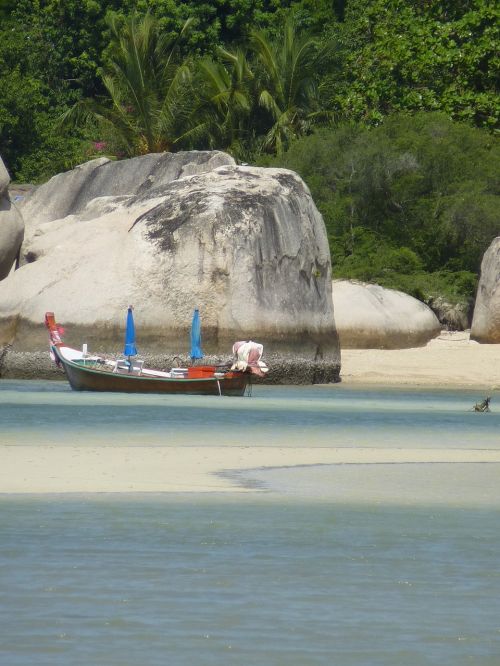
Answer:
[
  {"left": 190, "top": 309, "right": 203, "bottom": 360},
  {"left": 123, "top": 306, "right": 138, "bottom": 358}
]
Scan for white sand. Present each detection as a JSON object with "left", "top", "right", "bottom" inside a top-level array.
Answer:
[
  {"left": 2, "top": 445, "right": 500, "bottom": 494},
  {"left": 340, "top": 331, "right": 500, "bottom": 389}
]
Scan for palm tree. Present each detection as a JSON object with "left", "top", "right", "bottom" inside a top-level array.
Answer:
[
  {"left": 60, "top": 12, "right": 194, "bottom": 156},
  {"left": 192, "top": 48, "right": 253, "bottom": 157},
  {"left": 249, "top": 16, "right": 324, "bottom": 155}
]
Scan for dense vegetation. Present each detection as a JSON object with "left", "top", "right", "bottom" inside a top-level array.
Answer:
[
  {"left": 0, "top": 0, "right": 498, "bottom": 318},
  {"left": 265, "top": 113, "right": 499, "bottom": 307}
]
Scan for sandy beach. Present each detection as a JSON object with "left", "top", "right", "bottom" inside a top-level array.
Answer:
[
  {"left": 2, "top": 330, "right": 500, "bottom": 497},
  {"left": 340, "top": 330, "right": 500, "bottom": 389}
]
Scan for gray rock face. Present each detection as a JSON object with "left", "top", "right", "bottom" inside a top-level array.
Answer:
[
  {"left": 0, "top": 152, "right": 339, "bottom": 382},
  {"left": 332, "top": 279, "right": 441, "bottom": 348},
  {"left": 0, "top": 158, "right": 9, "bottom": 197},
  {"left": 471, "top": 237, "right": 500, "bottom": 343},
  {"left": 0, "top": 156, "right": 25, "bottom": 280},
  {"left": 19, "top": 151, "right": 235, "bottom": 248}
]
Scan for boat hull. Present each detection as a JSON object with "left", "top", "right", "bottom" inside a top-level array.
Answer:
[{"left": 55, "top": 350, "right": 249, "bottom": 396}]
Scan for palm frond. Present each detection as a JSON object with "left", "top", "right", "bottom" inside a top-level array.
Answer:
[{"left": 258, "top": 90, "right": 282, "bottom": 120}]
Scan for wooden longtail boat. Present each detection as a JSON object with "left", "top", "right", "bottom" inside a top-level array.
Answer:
[{"left": 45, "top": 312, "right": 254, "bottom": 396}]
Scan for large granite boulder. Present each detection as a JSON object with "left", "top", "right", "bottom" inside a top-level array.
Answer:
[
  {"left": 471, "top": 237, "right": 500, "bottom": 343},
  {"left": 0, "top": 156, "right": 25, "bottom": 280},
  {"left": 332, "top": 279, "right": 441, "bottom": 348},
  {"left": 0, "top": 151, "right": 339, "bottom": 383},
  {"left": 19, "top": 151, "right": 235, "bottom": 249}
]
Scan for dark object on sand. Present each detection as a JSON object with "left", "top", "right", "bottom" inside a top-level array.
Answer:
[{"left": 472, "top": 397, "right": 491, "bottom": 412}]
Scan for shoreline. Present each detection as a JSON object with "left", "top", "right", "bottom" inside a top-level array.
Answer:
[
  {"left": 1, "top": 331, "right": 499, "bottom": 390},
  {"left": 2, "top": 330, "right": 499, "bottom": 497}
]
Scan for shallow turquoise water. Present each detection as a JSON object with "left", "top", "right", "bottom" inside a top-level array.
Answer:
[
  {"left": 1, "top": 498, "right": 500, "bottom": 665},
  {"left": 1, "top": 381, "right": 500, "bottom": 665},
  {"left": 1, "top": 379, "right": 500, "bottom": 449}
]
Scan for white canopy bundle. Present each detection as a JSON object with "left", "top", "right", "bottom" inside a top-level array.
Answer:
[{"left": 231, "top": 341, "right": 269, "bottom": 376}]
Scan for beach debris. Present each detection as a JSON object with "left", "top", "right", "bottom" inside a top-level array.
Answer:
[{"left": 472, "top": 396, "right": 491, "bottom": 412}]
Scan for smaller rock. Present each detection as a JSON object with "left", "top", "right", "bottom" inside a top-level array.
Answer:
[
  {"left": 426, "top": 296, "right": 472, "bottom": 331},
  {"left": 332, "top": 279, "right": 441, "bottom": 349}
]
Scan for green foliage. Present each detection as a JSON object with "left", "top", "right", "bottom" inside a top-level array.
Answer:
[
  {"left": 0, "top": 0, "right": 16, "bottom": 19},
  {"left": 2, "top": 0, "right": 497, "bottom": 180},
  {"left": 0, "top": 60, "right": 89, "bottom": 181},
  {"left": 0, "top": 0, "right": 498, "bottom": 316},
  {"left": 388, "top": 270, "right": 478, "bottom": 305},
  {"left": 130, "top": 0, "right": 336, "bottom": 53},
  {"left": 189, "top": 48, "right": 253, "bottom": 157},
  {"left": 324, "top": 0, "right": 500, "bottom": 130},
  {"left": 1, "top": 5, "right": 332, "bottom": 171},
  {"left": 5, "top": 0, "right": 129, "bottom": 96},
  {"left": 248, "top": 16, "right": 325, "bottom": 154},
  {"left": 266, "top": 113, "right": 499, "bottom": 304},
  {"left": 60, "top": 12, "right": 196, "bottom": 156},
  {"left": 0, "top": 0, "right": 127, "bottom": 177},
  {"left": 177, "top": 14, "right": 330, "bottom": 159}
]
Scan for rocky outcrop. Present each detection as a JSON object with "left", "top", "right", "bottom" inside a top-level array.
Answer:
[
  {"left": 332, "top": 279, "right": 440, "bottom": 348},
  {"left": 0, "top": 156, "right": 24, "bottom": 280},
  {"left": 471, "top": 237, "right": 500, "bottom": 343},
  {"left": 0, "top": 151, "right": 340, "bottom": 383},
  {"left": 426, "top": 296, "right": 472, "bottom": 331}
]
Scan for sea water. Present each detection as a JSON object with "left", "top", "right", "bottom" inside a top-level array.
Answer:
[{"left": 1, "top": 381, "right": 499, "bottom": 665}]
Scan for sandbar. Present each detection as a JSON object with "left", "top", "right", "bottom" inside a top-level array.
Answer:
[{"left": 2, "top": 444, "right": 500, "bottom": 495}]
